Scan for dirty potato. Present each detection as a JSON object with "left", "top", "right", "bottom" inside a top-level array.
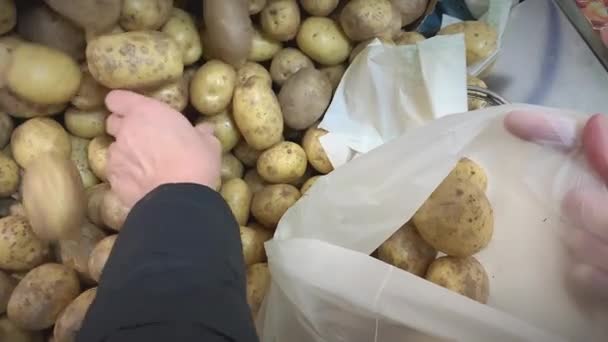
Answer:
[
  {"left": 70, "top": 136, "right": 100, "bottom": 188},
  {"left": 241, "top": 226, "right": 272, "bottom": 266},
  {"left": 297, "top": 17, "right": 351, "bottom": 66},
  {"left": 244, "top": 169, "right": 267, "bottom": 194},
  {"left": 221, "top": 153, "right": 244, "bottom": 182},
  {"left": 85, "top": 183, "right": 109, "bottom": 226},
  {"left": 65, "top": 107, "right": 108, "bottom": 139},
  {"left": 71, "top": 67, "right": 110, "bottom": 111},
  {"left": 319, "top": 64, "right": 346, "bottom": 92},
  {"left": 302, "top": 126, "right": 333, "bottom": 174},
  {"left": 378, "top": 224, "right": 437, "bottom": 276},
  {"left": 340, "top": 0, "right": 394, "bottom": 41},
  {"left": 257, "top": 142, "right": 307, "bottom": 184},
  {"left": 234, "top": 140, "right": 263, "bottom": 167},
  {"left": 251, "top": 184, "right": 301, "bottom": 229},
  {"left": 190, "top": 60, "right": 237, "bottom": 116},
  {"left": 142, "top": 74, "right": 190, "bottom": 112},
  {"left": 438, "top": 21, "right": 497, "bottom": 66},
  {"left": 249, "top": 26, "right": 283, "bottom": 62},
  {"left": 161, "top": 8, "right": 202, "bottom": 65},
  {"left": 270, "top": 48, "right": 314, "bottom": 86},
  {"left": 246, "top": 263, "right": 271, "bottom": 317},
  {"left": 88, "top": 235, "right": 117, "bottom": 283},
  {"left": 237, "top": 62, "right": 273, "bottom": 88},
  {"left": 10, "top": 117, "right": 71, "bottom": 169},
  {"left": 425, "top": 256, "right": 490, "bottom": 304},
  {"left": 56, "top": 222, "right": 106, "bottom": 282},
  {"left": 220, "top": 179, "right": 253, "bottom": 226},
  {"left": 53, "top": 287, "right": 97, "bottom": 342},
  {"left": 203, "top": 0, "right": 253, "bottom": 67},
  {"left": 100, "top": 190, "right": 129, "bottom": 232},
  {"left": 119, "top": 0, "right": 173, "bottom": 31},
  {"left": 260, "top": 0, "right": 301, "bottom": 42},
  {"left": 0, "top": 153, "right": 19, "bottom": 197},
  {"left": 88, "top": 135, "right": 112, "bottom": 181},
  {"left": 278, "top": 68, "right": 332, "bottom": 130},
  {"left": 446, "top": 158, "right": 488, "bottom": 191},
  {"left": 0, "top": 216, "right": 49, "bottom": 271}
]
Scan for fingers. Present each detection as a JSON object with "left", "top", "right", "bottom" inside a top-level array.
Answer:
[
  {"left": 564, "top": 228, "right": 608, "bottom": 273},
  {"left": 106, "top": 114, "right": 123, "bottom": 137},
  {"left": 194, "top": 122, "right": 215, "bottom": 136},
  {"left": 504, "top": 110, "right": 581, "bottom": 149},
  {"left": 568, "top": 263, "right": 608, "bottom": 299},
  {"left": 562, "top": 188, "right": 608, "bottom": 242},
  {"left": 105, "top": 90, "right": 170, "bottom": 117},
  {"left": 582, "top": 114, "right": 608, "bottom": 182}
]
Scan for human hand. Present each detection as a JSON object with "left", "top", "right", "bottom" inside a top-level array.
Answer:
[
  {"left": 505, "top": 111, "right": 608, "bottom": 298},
  {"left": 105, "top": 90, "right": 221, "bottom": 208}
]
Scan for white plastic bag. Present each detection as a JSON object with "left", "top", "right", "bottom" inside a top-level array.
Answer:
[{"left": 258, "top": 105, "right": 608, "bottom": 342}]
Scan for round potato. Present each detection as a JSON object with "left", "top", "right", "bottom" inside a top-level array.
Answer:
[
  {"left": 413, "top": 179, "right": 494, "bottom": 257},
  {"left": 340, "top": 0, "right": 393, "bottom": 41},
  {"left": 44, "top": 0, "right": 121, "bottom": 32},
  {"left": 279, "top": 68, "right": 332, "bottom": 130},
  {"left": 297, "top": 17, "right": 352, "bottom": 66},
  {"left": 100, "top": 190, "right": 129, "bottom": 232},
  {"left": 237, "top": 62, "right": 272, "bottom": 88},
  {"left": 257, "top": 142, "right": 307, "bottom": 184},
  {"left": 7, "top": 43, "right": 82, "bottom": 106},
  {"left": 234, "top": 141, "right": 263, "bottom": 168},
  {"left": 249, "top": 27, "right": 283, "bottom": 62},
  {"left": 53, "top": 287, "right": 97, "bottom": 342},
  {"left": 246, "top": 263, "right": 271, "bottom": 317},
  {"left": 221, "top": 179, "right": 253, "bottom": 226},
  {"left": 378, "top": 224, "right": 437, "bottom": 276},
  {"left": 0, "top": 270, "right": 17, "bottom": 314},
  {"left": 300, "top": 0, "right": 339, "bottom": 16},
  {"left": 446, "top": 158, "right": 487, "bottom": 192},
  {"left": 270, "top": 48, "right": 314, "bottom": 86},
  {"left": 70, "top": 67, "right": 110, "bottom": 111},
  {"left": 0, "top": 153, "right": 18, "bottom": 197},
  {"left": 86, "top": 31, "right": 184, "bottom": 89},
  {"left": 467, "top": 75, "right": 488, "bottom": 111},
  {"left": 65, "top": 107, "right": 108, "bottom": 139},
  {"left": 22, "top": 154, "right": 86, "bottom": 241},
  {"left": 190, "top": 60, "right": 236, "bottom": 116},
  {"left": 241, "top": 226, "right": 272, "bottom": 266},
  {"left": 88, "top": 235, "right": 117, "bottom": 283},
  {"left": 119, "top": 0, "right": 173, "bottom": 31},
  {"left": 0, "top": 216, "right": 49, "bottom": 271},
  {"left": 88, "top": 135, "right": 112, "bottom": 181},
  {"left": 199, "top": 111, "right": 241, "bottom": 153},
  {"left": 249, "top": 0, "right": 267, "bottom": 14},
  {"left": 261, "top": 0, "right": 301, "bottom": 42},
  {"left": 391, "top": 0, "right": 428, "bottom": 26},
  {"left": 302, "top": 126, "right": 333, "bottom": 174},
  {"left": 300, "top": 175, "right": 321, "bottom": 194},
  {"left": 438, "top": 21, "right": 497, "bottom": 66},
  {"left": 244, "top": 169, "right": 267, "bottom": 194},
  {"left": 10, "top": 117, "right": 71, "bottom": 169},
  {"left": 221, "top": 153, "right": 244, "bottom": 182},
  {"left": 0, "top": 112, "right": 13, "bottom": 149},
  {"left": 0, "top": 0, "right": 16, "bottom": 35},
  {"left": 425, "top": 256, "right": 489, "bottom": 304},
  {"left": 7, "top": 263, "right": 81, "bottom": 330},
  {"left": 161, "top": 8, "right": 202, "bottom": 65},
  {"left": 319, "top": 64, "right": 346, "bottom": 92},
  {"left": 85, "top": 183, "right": 109, "bottom": 226},
  {"left": 394, "top": 31, "right": 425, "bottom": 45},
  {"left": 56, "top": 222, "right": 106, "bottom": 282},
  {"left": 251, "top": 184, "right": 301, "bottom": 229},
  {"left": 0, "top": 89, "right": 67, "bottom": 119},
  {"left": 17, "top": 3, "right": 85, "bottom": 61},
  {"left": 203, "top": 0, "right": 253, "bottom": 67},
  {"left": 0, "top": 315, "right": 43, "bottom": 342},
  {"left": 142, "top": 74, "right": 190, "bottom": 112}
]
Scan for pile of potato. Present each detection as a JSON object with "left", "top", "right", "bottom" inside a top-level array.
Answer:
[{"left": 0, "top": 0, "right": 499, "bottom": 340}]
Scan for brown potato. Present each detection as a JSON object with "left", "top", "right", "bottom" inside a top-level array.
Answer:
[
  {"left": 85, "top": 183, "right": 109, "bottom": 226},
  {"left": 438, "top": 21, "right": 498, "bottom": 66},
  {"left": 297, "top": 17, "right": 352, "bottom": 66},
  {"left": 100, "top": 190, "right": 129, "bottom": 232},
  {"left": 22, "top": 154, "right": 86, "bottom": 241},
  {"left": 446, "top": 158, "right": 488, "bottom": 192},
  {"left": 279, "top": 68, "right": 332, "bottom": 130},
  {"left": 0, "top": 216, "right": 49, "bottom": 271},
  {"left": 65, "top": 107, "right": 108, "bottom": 139},
  {"left": 391, "top": 0, "right": 429, "bottom": 26},
  {"left": 413, "top": 179, "right": 494, "bottom": 257},
  {"left": 425, "top": 256, "right": 489, "bottom": 304},
  {"left": 246, "top": 263, "right": 271, "bottom": 317},
  {"left": 302, "top": 126, "right": 333, "bottom": 174},
  {"left": 0, "top": 270, "right": 17, "bottom": 314},
  {"left": 340, "top": 0, "right": 394, "bottom": 41},
  {"left": 300, "top": 0, "right": 340, "bottom": 16},
  {"left": 0, "top": 112, "right": 13, "bottom": 149},
  {"left": 261, "top": 0, "right": 301, "bottom": 42},
  {"left": 319, "top": 64, "right": 346, "bottom": 92},
  {"left": 70, "top": 67, "right": 110, "bottom": 111},
  {"left": 8, "top": 263, "right": 80, "bottom": 330},
  {"left": 70, "top": 136, "right": 99, "bottom": 188},
  {"left": 221, "top": 153, "right": 244, "bottom": 182},
  {"left": 378, "top": 224, "right": 437, "bottom": 276},
  {"left": 248, "top": 26, "right": 283, "bottom": 62},
  {"left": 270, "top": 48, "right": 314, "bottom": 86},
  {"left": 56, "top": 222, "right": 106, "bottom": 282},
  {"left": 11, "top": 117, "right": 71, "bottom": 169},
  {"left": 0, "top": 153, "right": 19, "bottom": 197},
  {"left": 257, "top": 142, "right": 307, "bottom": 184},
  {"left": 241, "top": 226, "right": 272, "bottom": 266},
  {"left": 248, "top": 0, "right": 267, "bottom": 14},
  {"left": 88, "top": 235, "right": 117, "bottom": 283},
  {"left": 221, "top": 179, "right": 253, "bottom": 226},
  {"left": 161, "top": 8, "right": 202, "bottom": 65},
  {"left": 244, "top": 169, "right": 267, "bottom": 194},
  {"left": 203, "top": 0, "right": 253, "bottom": 67},
  {"left": 198, "top": 110, "right": 241, "bottom": 153},
  {"left": 53, "top": 287, "right": 97, "bottom": 342},
  {"left": 236, "top": 62, "right": 273, "bottom": 88},
  {"left": 0, "top": 315, "right": 43, "bottom": 342},
  {"left": 234, "top": 141, "right": 263, "bottom": 168},
  {"left": 0, "top": 0, "right": 16, "bottom": 35},
  {"left": 191, "top": 60, "right": 237, "bottom": 116},
  {"left": 251, "top": 184, "right": 301, "bottom": 229},
  {"left": 119, "top": 0, "right": 173, "bottom": 31},
  {"left": 142, "top": 74, "right": 190, "bottom": 112},
  {"left": 0, "top": 89, "right": 67, "bottom": 119},
  {"left": 88, "top": 135, "right": 112, "bottom": 181},
  {"left": 300, "top": 175, "right": 321, "bottom": 194},
  {"left": 44, "top": 0, "right": 121, "bottom": 32},
  {"left": 394, "top": 31, "right": 426, "bottom": 45}
]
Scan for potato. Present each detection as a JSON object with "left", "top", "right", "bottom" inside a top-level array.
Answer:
[
  {"left": 88, "top": 135, "right": 112, "bottom": 181},
  {"left": 7, "top": 43, "right": 82, "bottom": 106},
  {"left": 17, "top": 3, "right": 85, "bottom": 61},
  {"left": 0, "top": 270, "right": 16, "bottom": 314},
  {"left": 0, "top": 315, "right": 43, "bottom": 342},
  {"left": 86, "top": 31, "right": 184, "bottom": 89},
  {"left": 190, "top": 60, "right": 236, "bottom": 116},
  {"left": 425, "top": 256, "right": 489, "bottom": 303},
  {"left": 86, "top": 183, "right": 109, "bottom": 226},
  {"left": 44, "top": 0, "right": 121, "bottom": 32},
  {"left": 88, "top": 234, "right": 117, "bottom": 282},
  {"left": 0, "top": 153, "right": 18, "bottom": 197},
  {"left": 349, "top": 39, "right": 371, "bottom": 64},
  {"left": 446, "top": 158, "right": 487, "bottom": 192},
  {"left": 65, "top": 107, "right": 108, "bottom": 139},
  {"left": 100, "top": 190, "right": 129, "bottom": 232},
  {"left": 0, "top": 89, "right": 67, "bottom": 119},
  {"left": 300, "top": 175, "right": 321, "bottom": 194},
  {"left": 70, "top": 67, "right": 110, "bottom": 111},
  {"left": 394, "top": 31, "right": 426, "bottom": 45},
  {"left": 53, "top": 287, "right": 97, "bottom": 342},
  {"left": 0, "top": 216, "right": 49, "bottom": 271},
  {"left": 7, "top": 263, "right": 81, "bottom": 330},
  {"left": 340, "top": 0, "right": 393, "bottom": 41},
  {"left": 257, "top": 142, "right": 307, "bottom": 184},
  {"left": 0, "top": 112, "right": 13, "bottom": 149},
  {"left": 319, "top": 64, "right": 345, "bottom": 92},
  {"left": 234, "top": 142, "right": 262, "bottom": 168},
  {"left": 0, "top": 34, "right": 20, "bottom": 89},
  {"left": 297, "top": 17, "right": 352, "bottom": 66},
  {"left": 261, "top": 0, "right": 301, "bottom": 42},
  {"left": 244, "top": 169, "right": 267, "bottom": 194},
  {"left": 300, "top": 0, "right": 339, "bottom": 16},
  {"left": 251, "top": 184, "right": 301, "bottom": 229},
  {"left": 142, "top": 74, "right": 190, "bottom": 112},
  {"left": 203, "top": 0, "right": 253, "bottom": 67},
  {"left": 221, "top": 153, "right": 244, "bottom": 182},
  {"left": 84, "top": 25, "right": 125, "bottom": 43},
  {"left": 438, "top": 21, "right": 497, "bottom": 66},
  {"left": 236, "top": 62, "right": 272, "bottom": 88},
  {"left": 0, "top": 0, "right": 16, "bottom": 35},
  {"left": 22, "top": 154, "right": 86, "bottom": 241},
  {"left": 378, "top": 224, "right": 437, "bottom": 276},
  {"left": 413, "top": 179, "right": 493, "bottom": 257},
  {"left": 391, "top": 0, "right": 429, "bottom": 26},
  {"left": 161, "top": 8, "right": 202, "bottom": 65},
  {"left": 302, "top": 126, "right": 333, "bottom": 174},
  {"left": 8, "top": 202, "right": 25, "bottom": 217},
  {"left": 249, "top": 27, "right": 283, "bottom": 62},
  {"left": 278, "top": 68, "right": 332, "bottom": 130},
  {"left": 467, "top": 75, "right": 488, "bottom": 111},
  {"left": 270, "top": 48, "right": 313, "bottom": 86},
  {"left": 233, "top": 76, "right": 284, "bottom": 150},
  {"left": 221, "top": 179, "right": 253, "bottom": 226},
  {"left": 10, "top": 117, "right": 71, "bottom": 169},
  {"left": 56, "top": 222, "right": 106, "bottom": 282},
  {"left": 246, "top": 263, "right": 271, "bottom": 317},
  {"left": 249, "top": 0, "right": 267, "bottom": 14},
  {"left": 119, "top": 0, "right": 173, "bottom": 31},
  {"left": 199, "top": 110, "right": 241, "bottom": 153},
  {"left": 241, "top": 226, "right": 272, "bottom": 266}
]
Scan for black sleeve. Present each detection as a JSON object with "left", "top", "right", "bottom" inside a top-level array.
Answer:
[{"left": 77, "top": 184, "right": 258, "bottom": 342}]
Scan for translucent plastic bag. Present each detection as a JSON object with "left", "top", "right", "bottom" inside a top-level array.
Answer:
[{"left": 258, "top": 105, "right": 608, "bottom": 342}]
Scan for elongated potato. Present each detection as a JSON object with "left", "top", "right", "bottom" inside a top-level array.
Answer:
[
  {"left": 425, "top": 256, "right": 490, "bottom": 304},
  {"left": 249, "top": 27, "right": 283, "bottom": 62},
  {"left": 199, "top": 110, "right": 241, "bottom": 153},
  {"left": 119, "top": 0, "right": 173, "bottom": 31},
  {"left": 257, "top": 142, "right": 307, "bottom": 184},
  {"left": 44, "top": 0, "right": 121, "bottom": 32},
  {"left": 233, "top": 76, "right": 284, "bottom": 150},
  {"left": 161, "top": 8, "right": 202, "bottom": 65},
  {"left": 279, "top": 68, "right": 332, "bottom": 130},
  {"left": 10, "top": 117, "right": 71, "bottom": 169},
  {"left": 221, "top": 179, "right": 253, "bottom": 226},
  {"left": 88, "top": 235, "right": 117, "bottom": 283},
  {"left": 261, "top": 0, "right": 301, "bottom": 41},
  {"left": 0, "top": 0, "right": 16, "bottom": 35},
  {"left": 88, "top": 135, "right": 112, "bottom": 181},
  {"left": 320, "top": 64, "right": 346, "bottom": 92},
  {"left": 270, "top": 48, "right": 314, "bottom": 86},
  {"left": 142, "top": 74, "right": 190, "bottom": 112},
  {"left": 203, "top": 0, "right": 253, "bottom": 67},
  {"left": 56, "top": 222, "right": 106, "bottom": 283},
  {"left": 191, "top": 60, "right": 236, "bottom": 116},
  {"left": 251, "top": 184, "right": 301, "bottom": 229},
  {"left": 340, "top": 0, "right": 394, "bottom": 41},
  {"left": 100, "top": 190, "right": 129, "bottom": 232},
  {"left": 70, "top": 67, "right": 110, "bottom": 111},
  {"left": 86, "top": 183, "right": 109, "bottom": 226},
  {"left": 244, "top": 169, "right": 267, "bottom": 194},
  {"left": 297, "top": 17, "right": 351, "bottom": 66},
  {"left": 86, "top": 31, "right": 184, "bottom": 89},
  {"left": 378, "top": 224, "right": 437, "bottom": 276},
  {"left": 65, "top": 107, "right": 108, "bottom": 139},
  {"left": 0, "top": 216, "right": 49, "bottom": 271},
  {"left": 0, "top": 153, "right": 19, "bottom": 197},
  {"left": 237, "top": 62, "right": 273, "bottom": 88},
  {"left": 221, "top": 153, "right": 244, "bottom": 182},
  {"left": 302, "top": 126, "right": 333, "bottom": 174},
  {"left": 246, "top": 263, "right": 270, "bottom": 317},
  {"left": 300, "top": 0, "right": 340, "bottom": 16},
  {"left": 53, "top": 287, "right": 97, "bottom": 342},
  {"left": 0, "top": 270, "right": 16, "bottom": 314},
  {"left": 241, "top": 226, "right": 272, "bottom": 266}
]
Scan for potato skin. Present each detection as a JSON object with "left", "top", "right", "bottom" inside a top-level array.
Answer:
[
  {"left": 237, "top": 62, "right": 273, "bottom": 88},
  {"left": 100, "top": 190, "right": 129, "bottom": 232},
  {"left": 249, "top": 27, "right": 283, "bottom": 62},
  {"left": 251, "top": 184, "right": 301, "bottom": 229},
  {"left": 297, "top": 17, "right": 352, "bottom": 66},
  {"left": 86, "top": 183, "right": 110, "bottom": 226},
  {"left": 413, "top": 179, "right": 494, "bottom": 257},
  {"left": 221, "top": 153, "right": 244, "bottom": 182},
  {"left": 425, "top": 256, "right": 489, "bottom": 304},
  {"left": 438, "top": 21, "right": 497, "bottom": 66},
  {"left": 0, "top": 153, "right": 19, "bottom": 197},
  {"left": 319, "top": 64, "right": 346, "bottom": 92},
  {"left": 88, "top": 235, "right": 117, "bottom": 283},
  {"left": 246, "top": 263, "right": 271, "bottom": 317},
  {"left": 120, "top": 0, "right": 173, "bottom": 31},
  {"left": 270, "top": 48, "right": 314, "bottom": 86},
  {"left": 394, "top": 31, "right": 425, "bottom": 45},
  {"left": 0, "top": 315, "right": 43, "bottom": 342},
  {"left": 260, "top": 0, "right": 301, "bottom": 42},
  {"left": 0, "top": 89, "right": 67, "bottom": 119},
  {"left": 11, "top": 117, "right": 71, "bottom": 169},
  {"left": 161, "top": 8, "right": 202, "bottom": 65},
  {"left": 300, "top": 175, "right": 320, "bottom": 194},
  {"left": 244, "top": 169, "right": 267, "bottom": 194},
  {"left": 391, "top": 0, "right": 429, "bottom": 26},
  {"left": 44, "top": 0, "right": 121, "bottom": 32},
  {"left": 65, "top": 107, "right": 108, "bottom": 139},
  {"left": 56, "top": 222, "right": 106, "bottom": 282},
  {"left": 7, "top": 263, "right": 81, "bottom": 330},
  {"left": 0, "top": 270, "right": 17, "bottom": 314},
  {"left": 220, "top": 179, "right": 253, "bottom": 226},
  {"left": 70, "top": 136, "right": 100, "bottom": 189},
  {"left": 88, "top": 135, "right": 113, "bottom": 181},
  {"left": 257, "top": 142, "right": 307, "bottom": 184},
  {"left": 199, "top": 110, "right": 241, "bottom": 153},
  {"left": 190, "top": 60, "right": 237, "bottom": 116},
  {"left": 340, "top": 0, "right": 394, "bottom": 41},
  {"left": 233, "top": 76, "right": 284, "bottom": 150},
  {"left": 378, "top": 224, "right": 437, "bottom": 276},
  {"left": 446, "top": 158, "right": 487, "bottom": 192},
  {"left": 53, "top": 287, "right": 97, "bottom": 342},
  {"left": 234, "top": 140, "right": 263, "bottom": 168},
  {"left": 70, "top": 68, "right": 110, "bottom": 111},
  {"left": 203, "top": 0, "right": 253, "bottom": 67},
  {"left": 86, "top": 31, "right": 184, "bottom": 89},
  {"left": 241, "top": 226, "right": 272, "bottom": 266},
  {"left": 302, "top": 126, "right": 333, "bottom": 174},
  {"left": 278, "top": 68, "right": 332, "bottom": 130},
  {"left": 0, "top": 0, "right": 16, "bottom": 35},
  {"left": 300, "top": 0, "right": 340, "bottom": 16},
  {"left": 0, "top": 216, "right": 49, "bottom": 271},
  {"left": 142, "top": 74, "right": 190, "bottom": 112}
]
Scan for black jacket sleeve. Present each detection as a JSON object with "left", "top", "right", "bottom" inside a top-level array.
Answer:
[{"left": 77, "top": 184, "right": 258, "bottom": 342}]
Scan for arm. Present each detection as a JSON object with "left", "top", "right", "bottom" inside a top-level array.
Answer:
[{"left": 78, "top": 183, "right": 258, "bottom": 342}]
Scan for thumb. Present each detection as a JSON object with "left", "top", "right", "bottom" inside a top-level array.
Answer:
[
  {"left": 504, "top": 110, "right": 582, "bottom": 149},
  {"left": 194, "top": 122, "right": 215, "bottom": 136},
  {"left": 582, "top": 114, "right": 608, "bottom": 182}
]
